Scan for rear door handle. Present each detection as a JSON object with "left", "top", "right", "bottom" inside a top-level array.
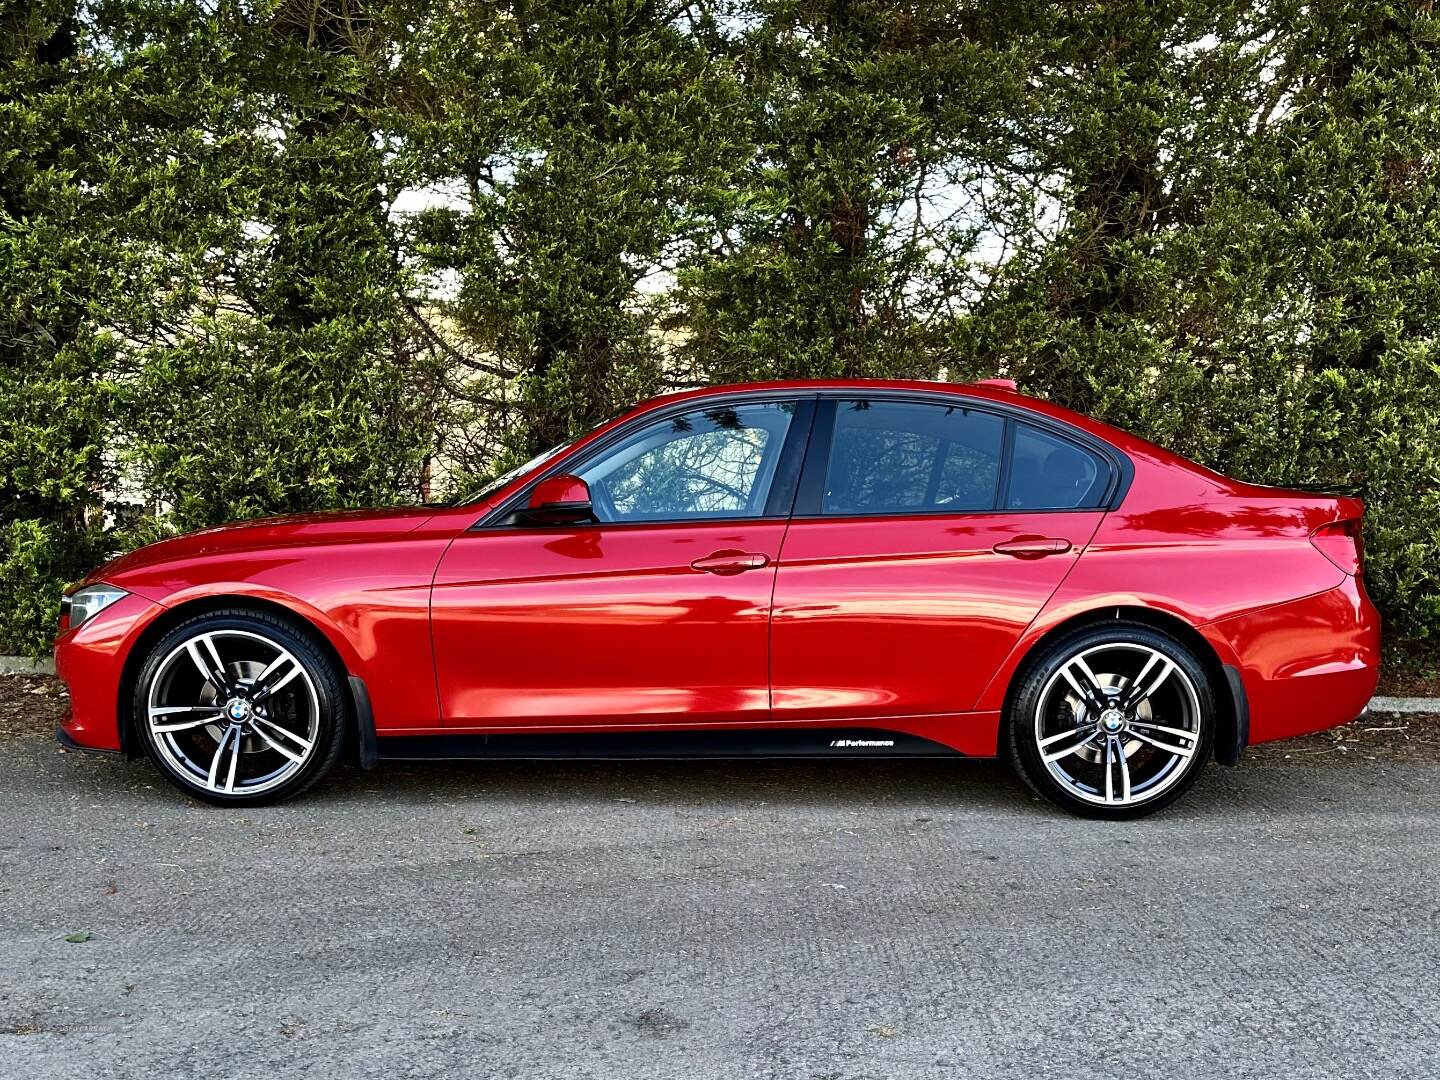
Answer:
[
  {"left": 691, "top": 550, "right": 770, "bottom": 575},
  {"left": 992, "top": 536, "right": 1073, "bottom": 558}
]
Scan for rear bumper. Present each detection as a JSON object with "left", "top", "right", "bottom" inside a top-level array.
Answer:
[{"left": 1202, "top": 576, "right": 1379, "bottom": 745}]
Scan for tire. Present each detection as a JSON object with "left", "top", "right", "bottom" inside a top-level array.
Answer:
[
  {"left": 132, "top": 608, "right": 347, "bottom": 806},
  {"left": 1006, "top": 623, "right": 1216, "bottom": 819}
]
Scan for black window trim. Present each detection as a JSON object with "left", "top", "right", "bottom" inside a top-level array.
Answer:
[
  {"left": 790, "top": 389, "right": 1132, "bottom": 520},
  {"left": 475, "top": 391, "right": 820, "bottom": 530},
  {"left": 994, "top": 414, "right": 1017, "bottom": 510},
  {"left": 474, "top": 386, "right": 1133, "bottom": 530}
]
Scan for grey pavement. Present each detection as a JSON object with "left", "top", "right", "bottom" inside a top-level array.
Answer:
[{"left": 2, "top": 735, "right": 1438, "bottom": 1079}]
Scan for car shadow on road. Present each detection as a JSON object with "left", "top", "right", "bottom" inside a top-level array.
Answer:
[
  {"left": 313, "top": 755, "right": 1042, "bottom": 812},
  {"left": 39, "top": 735, "right": 1373, "bottom": 820},
  {"left": 282, "top": 753, "right": 1417, "bottom": 823},
  {"left": 296, "top": 753, "right": 1288, "bottom": 821}
]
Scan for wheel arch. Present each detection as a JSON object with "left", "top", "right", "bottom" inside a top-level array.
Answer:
[
  {"left": 993, "top": 604, "right": 1242, "bottom": 765},
  {"left": 115, "top": 593, "right": 360, "bottom": 758}
]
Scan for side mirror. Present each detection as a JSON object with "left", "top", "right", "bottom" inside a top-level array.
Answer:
[{"left": 521, "top": 474, "right": 594, "bottom": 525}]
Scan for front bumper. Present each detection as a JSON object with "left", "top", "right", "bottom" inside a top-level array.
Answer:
[
  {"left": 53, "top": 591, "right": 167, "bottom": 753},
  {"left": 56, "top": 723, "right": 120, "bottom": 755},
  {"left": 1202, "top": 575, "right": 1380, "bottom": 745}
]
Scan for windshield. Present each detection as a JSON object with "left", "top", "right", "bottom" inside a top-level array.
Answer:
[
  {"left": 446, "top": 408, "right": 636, "bottom": 506},
  {"left": 450, "top": 443, "right": 567, "bottom": 506}
]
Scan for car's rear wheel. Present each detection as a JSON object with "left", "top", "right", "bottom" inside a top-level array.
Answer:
[
  {"left": 1007, "top": 623, "right": 1215, "bottom": 819},
  {"left": 133, "top": 609, "right": 346, "bottom": 806}
]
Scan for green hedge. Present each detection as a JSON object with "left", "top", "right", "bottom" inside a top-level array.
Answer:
[{"left": 4, "top": 2, "right": 1437, "bottom": 660}]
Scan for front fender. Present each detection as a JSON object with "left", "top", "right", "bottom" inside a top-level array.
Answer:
[
  {"left": 102, "top": 531, "right": 452, "bottom": 733},
  {"left": 145, "top": 583, "right": 367, "bottom": 678}
]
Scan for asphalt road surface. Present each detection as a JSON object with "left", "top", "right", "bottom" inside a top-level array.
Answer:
[{"left": 3, "top": 732, "right": 1438, "bottom": 1079}]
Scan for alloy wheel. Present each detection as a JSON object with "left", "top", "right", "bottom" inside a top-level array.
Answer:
[
  {"left": 1033, "top": 641, "right": 1204, "bottom": 808},
  {"left": 144, "top": 629, "right": 320, "bottom": 797}
]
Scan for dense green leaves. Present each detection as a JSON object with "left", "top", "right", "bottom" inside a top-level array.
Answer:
[
  {"left": 2, "top": 1, "right": 1438, "bottom": 658},
  {"left": 2, "top": 2, "right": 116, "bottom": 651},
  {"left": 961, "top": 1, "right": 1440, "bottom": 646}
]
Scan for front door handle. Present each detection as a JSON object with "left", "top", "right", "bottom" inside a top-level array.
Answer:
[
  {"left": 691, "top": 550, "right": 770, "bottom": 575},
  {"left": 992, "top": 536, "right": 1073, "bottom": 558}
]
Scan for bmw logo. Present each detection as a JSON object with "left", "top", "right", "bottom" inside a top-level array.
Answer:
[{"left": 227, "top": 700, "right": 249, "bottom": 722}]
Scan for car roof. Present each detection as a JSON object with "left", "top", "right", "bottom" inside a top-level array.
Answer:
[
  {"left": 630, "top": 378, "right": 1211, "bottom": 479},
  {"left": 455, "top": 376, "right": 1227, "bottom": 521},
  {"left": 638, "top": 377, "right": 1103, "bottom": 435}
]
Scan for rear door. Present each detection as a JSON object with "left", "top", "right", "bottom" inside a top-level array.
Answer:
[{"left": 770, "top": 396, "right": 1112, "bottom": 721}]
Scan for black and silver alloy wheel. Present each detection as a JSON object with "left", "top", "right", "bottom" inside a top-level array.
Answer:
[
  {"left": 1008, "top": 624, "right": 1215, "bottom": 819},
  {"left": 134, "top": 610, "right": 346, "bottom": 805}
]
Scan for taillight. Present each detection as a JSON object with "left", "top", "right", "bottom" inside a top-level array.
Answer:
[{"left": 1311, "top": 519, "right": 1363, "bottom": 575}]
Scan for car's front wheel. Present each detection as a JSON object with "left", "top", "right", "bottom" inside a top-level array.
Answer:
[
  {"left": 133, "top": 609, "right": 346, "bottom": 805},
  {"left": 1007, "top": 623, "right": 1216, "bottom": 819}
]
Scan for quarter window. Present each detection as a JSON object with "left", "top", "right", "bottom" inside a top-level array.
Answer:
[
  {"left": 576, "top": 402, "right": 796, "bottom": 523},
  {"left": 823, "top": 400, "right": 1004, "bottom": 515},
  {"left": 1005, "top": 423, "right": 1107, "bottom": 509}
]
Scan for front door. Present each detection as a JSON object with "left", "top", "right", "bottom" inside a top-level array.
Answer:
[
  {"left": 431, "top": 398, "right": 809, "bottom": 728},
  {"left": 770, "top": 397, "right": 1110, "bottom": 720}
]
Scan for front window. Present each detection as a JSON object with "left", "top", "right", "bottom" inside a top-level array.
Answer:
[{"left": 576, "top": 402, "right": 796, "bottom": 523}]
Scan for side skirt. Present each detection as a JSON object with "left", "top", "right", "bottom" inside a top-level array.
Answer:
[{"left": 374, "top": 728, "right": 966, "bottom": 762}]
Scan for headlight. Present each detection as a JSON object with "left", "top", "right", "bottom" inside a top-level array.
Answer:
[{"left": 62, "top": 585, "right": 128, "bottom": 631}]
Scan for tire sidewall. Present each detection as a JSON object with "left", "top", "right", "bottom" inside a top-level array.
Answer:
[
  {"left": 133, "top": 610, "right": 346, "bottom": 807},
  {"left": 1007, "top": 624, "right": 1217, "bottom": 820}
]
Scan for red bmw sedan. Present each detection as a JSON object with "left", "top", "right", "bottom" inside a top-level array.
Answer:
[{"left": 54, "top": 380, "right": 1378, "bottom": 817}]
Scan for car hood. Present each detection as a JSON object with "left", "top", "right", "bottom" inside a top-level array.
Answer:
[{"left": 89, "top": 506, "right": 440, "bottom": 586}]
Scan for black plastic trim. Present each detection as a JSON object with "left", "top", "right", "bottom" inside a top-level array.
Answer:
[
  {"left": 118, "top": 688, "right": 136, "bottom": 758},
  {"left": 1217, "top": 664, "right": 1250, "bottom": 766},
  {"left": 374, "top": 727, "right": 965, "bottom": 761},
  {"left": 762, "top": 398, "right": 818, "bottom": 517},
  {"left": 516, "top": 500, "right": 594, "bottom": 527},
  {"left": 995, "top": 415, "right": 1017, "bottom": 510},
  {"left": 56, "top": 725, "right": 122, "bottom": 756},
  {"left": 349, "top": 676, "right": 378, "bottom": 770},
  {"left": 792, "top": 399, "right": 838, "bottom": 517}
]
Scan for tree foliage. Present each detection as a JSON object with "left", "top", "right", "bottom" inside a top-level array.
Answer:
[
  {"left": 2, "top": 0, "right": 1438, "bottom": 656},
  {"left": 2, "top": 2, "right": 118, "bottom": 650}
]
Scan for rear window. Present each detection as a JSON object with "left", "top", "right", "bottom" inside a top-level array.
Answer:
[
  {"left": 1005, "top": 423, "right": 1108, "bottom": 509},
  {"left": 823, "top": 400, "right": 1005, "bottom": 515},
  {"left": 814, "top": 400, "right": 1113, "bottom": 516}
]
